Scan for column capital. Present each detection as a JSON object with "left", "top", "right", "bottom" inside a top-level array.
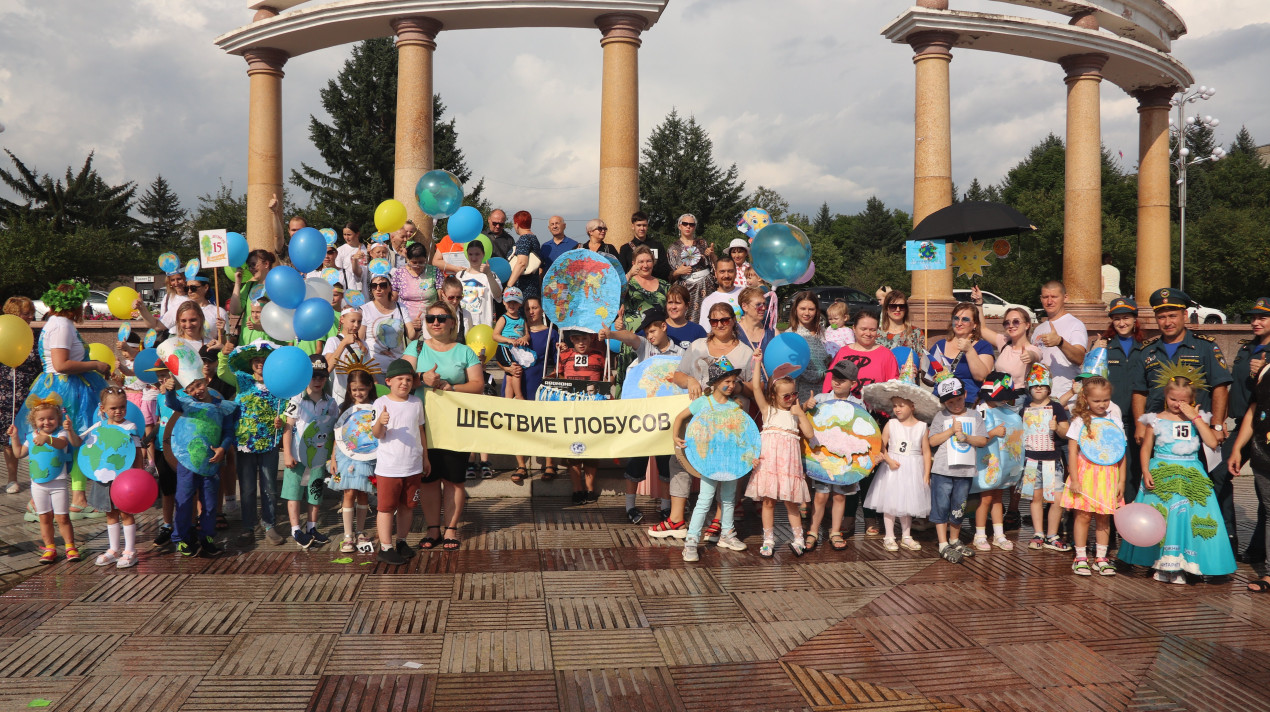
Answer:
[
  {"left": 244, "top": 47, "right": 289, "bottom": 78},
  {"left": 392, "top": 17, "right": 442, "bottom": 49},
  {"left": 908, "top": 30, "right": 957, "bottom": 60},
  {"left": 252, "top": 6, "right": 279, "bottom": 22},
  {"left": 1059, "top": 53, "right": 1109, "bottom": 82},
  {"left": 1132, "top": 85, "right": 1177, "bottom": 111},
  {"left": 916, "top": 0, "right": 949, "bottom": 8},
  {"left": 596, "top": 13, "right": 646, "bottom": 48}
]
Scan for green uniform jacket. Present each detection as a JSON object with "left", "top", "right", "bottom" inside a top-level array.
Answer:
[
  {"left": 1105, "top": 335, "right": 1142, "bottom": 427},
  {"left": 1130, "top": 329, "right": 1232, "bottom": 413}
]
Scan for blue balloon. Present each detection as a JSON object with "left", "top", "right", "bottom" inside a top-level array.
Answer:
[
  {"left": 751, "top": 223, "right": 812, "bottom": 286},
  {"left": 293, "top": 298, "right": 335, "bottom": 341},
  {"left": 608, "top": 338, "right": 622, "bottom": 354},
  {"left": 415, "top": 169, "right": 464, "bottom": 219},
  {"left": 289, "top": 227, "right": 327, "bottom": 273},
  {"left": 763, "top": 332, "right": 811, "bottom": 379},
  {"left": 262, "top": 346, "right": 313, "bottom": 400},
  {"left": 447, "top": 206, "right": 483, "bottom": 244},
  {"left": 227, "top": 232, "right": 249, "bottom": 268},
  {"left": 134, "top": 348, "right": 160, "bottom": 384},
  {"left": 264, "top": 265, "right": 306, "bottom": 309},
  {"left": 488, "top": 257, "right": 512, "bottom": 284}
]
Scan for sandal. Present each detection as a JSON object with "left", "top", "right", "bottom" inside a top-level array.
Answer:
[
  {"left": 1072, "top": 557, "right": 1092, "bottom": 576},
  {"left": 39, "top": 546, "right": 56, "bottom": 564},
  {"left": 215, "top": 514, "right": 229, "bottom": 530},
  {"left": 1247, "top": 577, "right": 1270, "bottom": 593},
  {"left": 1094, "top": 557, "right": 1117, "bottom": 577},
  {"left": 759, "top": 539, "right": 775, "bottom": 558},
  {"left": 69, "top": 505, "right": 105, "bottom": 521},
  {"left": 864, "top": 524, "right": 882, "bottom": 538},
  {"left": 417, "top": 525, "right": 441, "bottom": 551},
  {"left": 702, "top": 519, "right": 722, "bottom": 545},
  {"left": 65, "top": 546, "right": 82, "bottom": 562},
  {"left": 883, "top": 537, "right": 899, "bottom": 552},
  {"left": 829, "top": 532, "right": 848, "bottom": 551},
  {"left": 900, "top": 537, "right": 922, "bottom": 551},
  {"left": 95, "top": 549, "right": 120, "bottom": 566},
  {"left": 993, "top": 536, "right": 1015, "bottom": 551},
  {"left": 511, "top": 467, "right": 527, "bottom": 485},
  {"left": 1027, "top": 535, "right": 1045, "bottom": 550},
  {"left": 803, "top": 532, "right": 819, "bottom": 552},
  {"left": 116, "top": 551, "right": 138, "bottom": 569},
  {"left": 441, "top": 526, "right": 461, "bottom": 551},
  {"left": 542, "top": 465, "right": 557, "bottom": 481}
]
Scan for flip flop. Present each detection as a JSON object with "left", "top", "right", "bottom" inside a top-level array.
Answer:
[
  {"left": 1248, "top": 578, "right": 1270, "bottom": 593},
  {"left": 417, "top": 525, "right": 441, "bottom": 551}
]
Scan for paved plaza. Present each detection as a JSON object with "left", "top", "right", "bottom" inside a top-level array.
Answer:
[{"left": 0, "top": 471, "right": 1265, "bottom": 712}]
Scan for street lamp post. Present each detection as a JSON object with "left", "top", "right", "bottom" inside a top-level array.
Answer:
[{"left": 1170, "top": 85, "right": 1224, "bottom": 292}]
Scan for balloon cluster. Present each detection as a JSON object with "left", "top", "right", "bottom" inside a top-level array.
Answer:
[{"left": 257, "top": 227, "right": 337, "bottom": 343}]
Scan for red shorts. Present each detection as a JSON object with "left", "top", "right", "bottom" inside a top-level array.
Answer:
[{"left": 375, "top": 473, "right": 421, "bottom": 513}]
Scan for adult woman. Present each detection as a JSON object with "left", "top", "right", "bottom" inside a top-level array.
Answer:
[
  {"left": 735, "top": 287, "right": 775, "bottom": 352},
  {"left": 1095, "top": 297, "right": 1146, "bottom": 501},
  {"left": 389, "top": 242, "right": 439, "bottom": 325},
  {"left": 663, "top": 284, "right": 706, "bottom": 350},
  {"left": 666, "top": 214, "right": 715, "bottom": 321},
  {"left": 877, "top": 290, "right": 926, "bottom": 354},
  {"left": 785, "top": 291, "right": 828, "bottom": 401},
  {"left": 823, "top": 311, "right": 899, "bottom": 398},
  {"left": 169, "top": 302, "right": 220, "bottom": 352},
  {"left": 186, "top": 277, "right": 229, "bottom": 343},
  {"left": 926, "top": 303, "right": 995, "bottom": 404},
  {"left": 1, "top": 297, "right": 39, "bottom": 494},
  {"left": 229, "top": 249, "right": 276, "bottom": 330},
  {"left": 361, "top": 274, "right": 415, "bottom": 377},
  {"left": 975, "top": 288, "right": 1039, "bottom": 389},
  {"left": 503, "top": 297, "right": 558, "bottom": 482},
  {"left": 336, "top": 222, "right": 368, "bottom": 293},
  {"left": 404, "top": 302, "right": 485, "bottom": 550},
  {"left": 129, "top": 271, "right": 189, "bottom": 336},
  {"left": 582, "top": 219, "right": 621, "bottom": 260},
  {"left": 19, "top": 281, "right": 111, "bottom": 517},
  {"left": 623, "top": 246, "right": 669, "bottom": 331},
  {"left": 727, "top": 239, "right": 753, "bottom": 290},
  {"left": 507, "top": 211, "right": 543, "bottom": 300}
]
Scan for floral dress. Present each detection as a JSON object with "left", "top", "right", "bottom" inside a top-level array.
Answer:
[
  {"left": 389, "top": 264, "right": 439, "bottom": 324},
  {"left": 623, "top": 278, "right": 669, "bottom": 331},
  {"left": 668, "top": 238, "right": 714, "bottom": 322}
]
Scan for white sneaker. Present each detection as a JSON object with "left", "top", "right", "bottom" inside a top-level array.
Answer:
[
  {"left": 717, "top": 530, "right": 747, "bottom": 551},
  {"left": 682, "top": 536, "right": 700, "bottom": 562}
]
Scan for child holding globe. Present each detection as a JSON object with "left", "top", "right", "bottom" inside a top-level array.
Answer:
[
  {"left": 87, "top": 387, "right": 144, "bottom": 569},
  {"left": 1060, "top": 376, "right": 1125, "bottom": 576},
  {"left": 9, "top": 394, "right": 81, "bottom": 564}
]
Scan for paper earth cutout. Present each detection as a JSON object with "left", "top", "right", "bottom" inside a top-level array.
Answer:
[
  {"left": 802, "top": 399, "right": 882, "bottom": 486},
  {"left": 681, "top": 399, "right": 759, "bottom": 482}
]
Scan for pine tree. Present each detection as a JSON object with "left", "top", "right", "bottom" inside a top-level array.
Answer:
[
  {"left": 0, "top": 150, "right": 137, "bottom": 234},
  {"left": 1230, "top": 126, "right": 1258, "bottom": 156},
  {"left": 136, "top": 175, "right": 187, "bottom": 252},
  {"left": 812, "top": 202, "right": 832, "bottom": 235},
  {"left": 290, "top": 38, "right": 486, "bottom": 230},
  {"left": 638, "top": 109, "right": 745, "bottom": 234},
  {"left": 852, "top": 196, "right": 907, "bottom": 255},
  {"left": 962, "top": 178, "right": 989, "bottom": 202}
]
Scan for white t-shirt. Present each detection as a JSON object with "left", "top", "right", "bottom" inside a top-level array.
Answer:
[
  {"left": 373, "top": 394, "right": 424, "bottom": 477},
  {"left": 41, "top": 316, "right": 84, "bottom": 374},
  {"left": 336, "top": 243, "right": 368, "bottom": 293},
  {"left": 1101, "top": 264, "right": 1121, "bottom": 295},
  {"left": 158, "top": 294, "right": 191, "bottom": 331},
  {"left": 199, "top": 302, "right": 230, "bottom": 335},
  {"left": 698, "top": 286, "right": 743, "bottom": 329},
  {"left": 361, "top": 301, "right": 409, "bottom": 373},
  {"left": 457, "top": 268, "right": 503, "bottom": 328},
  {"left": 1032, "top": 312, "right": 1087, "bottom": 399},
  {"left": 322, "top": 336, "right": 367, "bottom": 403}
]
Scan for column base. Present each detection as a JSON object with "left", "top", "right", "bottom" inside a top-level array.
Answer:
[{"left": 907, "top": 297, "right": 958, "bottom": 340}]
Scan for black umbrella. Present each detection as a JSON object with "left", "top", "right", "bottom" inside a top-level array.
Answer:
[{"left": 910, "top": 201, "right": 1036, "bottom": 242}]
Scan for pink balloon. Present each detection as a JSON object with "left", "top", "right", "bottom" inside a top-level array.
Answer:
[
  {"left": 794, "top": 260, "right": 816, "bottom": 285},
  {"left": 111, "top": 468, "right": 159, "bottom": 515},
  {"left": 1114, "top": 502, "right": 1166, "bottom": 547}
]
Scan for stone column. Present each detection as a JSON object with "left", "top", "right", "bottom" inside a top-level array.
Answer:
[
  {"left": 1133, "top": 86, "right": 1175, "bottom": 314},
  {"left": 393, "top": 17, "right": 442, "bottom": 240},
  {"left": 244, "top": 46, "right": 289, "bottom": 253},
  {"left": 1058, "top": 51, "right": 1109, "bottom": 320},
  {"left": 596, "top": 13, "right": 645, "bottom": 248},
  {"left": 908, "top": 25, "right": 957, "bottom": 326}
]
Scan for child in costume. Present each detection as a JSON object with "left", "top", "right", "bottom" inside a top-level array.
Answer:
[
  {"left": 161, "top": 339, "right": 239, "bottom": 558},
  {"left": 323, "top": 307, "right": 368, "bottom": 403},
  {"left": 746, "top": 359, "right": 813, "bottom": 558},
  {"left": 926, "top": 376, "right": 989, "bottom": 563},
  {"left": 863, "top": 382, "right": 934, "bottom": 552},
  {"left": 971, "top": 372, "right": 1026, "bottom": 552},
  {"left": 1118, "top": 371, "right": 1236, "bottom": 582},
  {"left": 1019, "top": 364, "right": 1072, "bottom": 552},
  {"left": 329, "top": 357, "right": 380, "bottom": 554},
  {"left": 1062, "top": 375, "right": 1126, "bottom": 576},
  {"left": 85, "top": 387, "right": 144, "bottom": 568},
  {"left": 803, "top": 360, "right": 867, "bottom": 552},
  {"left": 222, "top": 340, "right": 287, "bottom": 547},
  {"left": 280, "top": 355, "right": 339, "bottom": 549},
  {"left": 9, "top": 394, "right": 81, "bottom": 563}
]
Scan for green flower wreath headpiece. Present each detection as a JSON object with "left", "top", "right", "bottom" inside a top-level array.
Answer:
[{"left": 40, "top": 280, "right": 90, "bottom": 314}]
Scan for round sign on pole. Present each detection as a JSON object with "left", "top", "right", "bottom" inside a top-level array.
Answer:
[{"left": 992, "top": 239, "right": 1011, "bottom": 258}]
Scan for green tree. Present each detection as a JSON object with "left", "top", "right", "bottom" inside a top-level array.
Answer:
[
  {"left": 290, "top": 38, "right": 486, "bottom": 230},
  {"left": 0, "top": 219, "right": 141, "bottom": 303},
  {"left": 188, "top": 183, "right": 249, "bottom": 237},
  {"left": 136, "top": 174, "right": 188, "bottom": 253},
  {"left": 638, "top": 109, "right": 745, "bottom": 234},
  {"left": 746, "top": 185, "right": 789, "bottom": 222},
  {"left": 812, "top": 202, "right": 832, "bottom": 234},
  {"left": 0, "top": 150, "right": 137, "bottom": 234}
]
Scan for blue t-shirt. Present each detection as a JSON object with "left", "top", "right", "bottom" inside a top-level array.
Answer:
[
  {"left": 1161, "top": 341, "right": 1181, "bottom": 360},
  {"left": 928, "top": 339, "right": 997, "bottom": 404},
  {"left": 500, "top": 313, "right": 526, "bottom": 341},
  {"left": 539, "top": 237, "right": 578, "bottom": 274},
  {"left": 1117, "top": 336, "right": 1134, "bottom": 356},
  {"left": 666, "top": 322, "right": 707, "bottom": 351}
]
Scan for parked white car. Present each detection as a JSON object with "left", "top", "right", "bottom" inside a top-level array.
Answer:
[
  {"left": 32, "top": 290, "right": 111, "bottom": 320},
  {"left": 953, "top": 289, "right": 1037, "bottom": 324},
  {"left": 1189, "top": 304, "right": 1226, "bottom": 324}
]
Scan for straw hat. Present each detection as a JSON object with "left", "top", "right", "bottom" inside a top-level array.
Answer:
[{"left": 862, "top": 380, "right": 941, "bottom": 422}]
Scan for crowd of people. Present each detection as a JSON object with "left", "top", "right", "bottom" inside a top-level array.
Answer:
[{"left": 1, "top": 207, "right": 1267, "bottom": 592}]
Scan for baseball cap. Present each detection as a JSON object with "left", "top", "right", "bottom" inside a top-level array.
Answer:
[
  {"left": 936, "top": 377, "right": 965, "bottom": 402},
  {"left": 830, "top": 360, "right": 859, "bottom": 381}
]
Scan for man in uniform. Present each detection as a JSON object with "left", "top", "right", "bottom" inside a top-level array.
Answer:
[
  {"left": 1131, "top": 287, "right": 1236, "bottom": 554},
  {"left": 1228, "top": 297, "right": 1270, "bottom": 562}
]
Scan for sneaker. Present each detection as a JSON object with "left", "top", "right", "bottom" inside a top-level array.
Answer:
[
  {"left": 626, "top": 507, "right": 644, "bottom": 525},
  {"left": 900, "top": 537, "right": 922, "bottom": 551},
  {"left": 717, "top": 530, "right": 747, "bottom": 551},
  {"left": 264, "top": 526, "right": 285, "bottom": 545},
  {"left": 681, "top": 536, "right": 700, "bottom": 562},
  {"left": 1094, "top": 557, "right": 1117, "bottom": 576},
  {"left": 1044, "top": 536, "right": 1072, "bottom": 552},
  {"left": 1072, "top": 557, "right": 1092, "bottom": 576},
  {"left": 940, "top": 545, "right": 964, "bottom": 564},
  {"left": 153, "top": 524, "right": 173, "bottom": 548},
  {"left": 176, "top": 540, "right": 199, "bottom": 557},
  {"left": 584, "top": 490, "right": 600, "bottom": 504},
  {"left": 992, "top": 536, "right": 1015, "bottom": 551},
  {"left": 395, "top": 540, "right": 416, "bottom": 560},
  {"left": 466, "top": 463, "right": 478, "bottom": 479},
  {"left": 952, "top": 540, "right": 974, "bottom": 557},
  {"left": 481, "top": 462, "right": 494, "bottom": 479},
  {"left": 116, "top": 551, "right": 138, "bottom": 569},
  {"left": 1027, "top": 535, "right": 1045, "bottom": 550},
  {"left": 883, "top": 538, "right": 900, "bottom": 552},
  {"left": 647, "top": 519, "right": 688, "bottom": 539},
  {"left": 571, "top": 491, "right": 585, "bottom": 505},
  {"left": 378, "top": 545, "right": 406, "bottom": 565},
  {"left": 702, "top": 519, "right": 721, "bottom": 545},
  {"left": 972, "top": 536, "right": 991, "bottom": 552},
  {"left": 340, "top": 537, "right": 355, "bottom": 553},
  {"left": 309, "top": 529, "right": 330, "bottom": 547},
  {"left": 200, "top": 536, "right": 221, "bottom": 558},
  {"left": 292, "top": 529, "right": 313, "bottom": 549},
  {"left": 759, "top": 539, "right": 775, "bottom": 557},
  {"left": 95, "top": 550, "right": 120, "bottom": 566}
]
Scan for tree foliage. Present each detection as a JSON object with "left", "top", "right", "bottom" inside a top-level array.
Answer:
[
  {"left": 638, "top": 109, "right": 745, "bottom": 234},
  {"left": 746, "top": 185, "right": 789, "bottom": 222},
  {"left": 136, "top": 174, "right": 188, "bottom": 254}
]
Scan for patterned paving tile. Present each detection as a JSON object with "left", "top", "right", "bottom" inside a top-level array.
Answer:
[
  {"left": 1116, "top": 599, "right": 1247, "bottom": 640},
  {"left": 177, "top": 676, "right": 320, "bottom": 711},
  {"left": 75, "top": 574, "right": 187, "bottom": 603},
  {"left": 90, "top": 635, "right": 233, "bottom": 676},
  {"left": 322, "top": 634, "right": 444, "bottom": 675},
  {"left": 431, "top": 671, "right": 558, "bottom": 711},
  {"left": 546, "top": 595, "right": 648, "bottom": 630},
  {"left": 940, "top": 607, "right": 1073, "bottom": 646},
  {"left": 445, "top": 600, "right": 550, "bottom": 630},
  {"left": 34, "top": 602, "right": 164, "bottom": 634},
  {"left": 631, "top": 568, "right": 722, "bottom": 596},
  {"left": 206, "top": 633, "right": 336, "bottom": 677},
  {"left": 798, "top": 561, "right": 897, "bottom": 589},
  {"left": 240, "top": 602, "right": 354, "bottom": 633},
  {"left": 653, "top": 623, "right": 779, "bottom": 665},
  {"left": 438, "top": 629, "right": 553, "bottom": 672},
  {"left": 550, "top": 629, "right": 665, "bottom": 669},
  {"left": 541, "top": 570, "right": 637, "bottom": 596},
  {"left": 169, "top": 574, "right": 278, "bottom": 600},
  {"left": 867, "top": 559, "right": 939, "bottom": 584},
  {"left": 539, "top": 547, "right": 625, "bottom": 571},
  {"left": 0, "top": 574, "right": 104, "bottom": 600},
  {"left": 754, "top": 619, "right": 838, "bottom": 657},
  {"left": 639, "top": 594, "right": 748, "bottom": 627},
  {"left": 710, "top": 566, "right": 811, "bottom": 592},
  {"left": 536, "top": 530, "right": 619, "bottom": 548},
  {"left": 0, "top": 677, "right": 82, "bottom": 709},
  {"left": 781, "top": 661, "right": 941, "bottom": 709},
  {"left": 735, "top": 589, "right": 842, "bottom": 622},
  {"left": 850, "top": 613, "right": 976, "bottom": 654},
  {"left": 780, "top": 620, "right": 915, "bottom": 689},
  {"left": 555, "top": 666, "right": 684, "bottom": 712},
  {"left": 881, "top": 647, "right": 1033, "bottom": 697},
  {"left": 308, "top": 674, "right": 435, "bottom": 712},
  {"left": 987, "top": 640, "right": 1136, "bottom": 687},
  {"left": 266, "top": 573, "right": 362, "bottom": 602},
  {"left": 0, "top": 634, "right": 125, "bottom": 677},
  {"left": 0, "top": 599, "right": 67, "bottom": 637},
  {"left": 1033, "top": 601, "right": 1163, "bottom": 641},
  {"left": 50, "top": 674, "right": 203, "bottom": 712},
  {"left": 344, "top": 599, "right": 447, "bottom": 634},
  {"left": 669, "top": 661, "right": 809, "bottom": 712},
  {"left": 455, "top": 571, "right": 544, "bottom": 600},
  {"left": 355, "top": 573, "right": 457, "bottom": 599},
  {"left": 199, "top": 551, "right": 297, "bottom": 575}
]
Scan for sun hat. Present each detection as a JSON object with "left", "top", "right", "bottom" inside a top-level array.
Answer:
[
  {"left": 862, "top": 380, "right": 941, "bottom": 422},
  {"left": 706, "top": 361, "right": 741, "bottom": 386},
  {"left": 228, "top": 340, "right": 277, "bottom": 374}
]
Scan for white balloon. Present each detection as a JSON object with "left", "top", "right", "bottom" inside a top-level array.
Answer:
[
  {"left": 304, "top": 277, "right": 334, "bottom": 304},
  {"left": 260, "top": 302, "right": 297, "bottom": 342}
]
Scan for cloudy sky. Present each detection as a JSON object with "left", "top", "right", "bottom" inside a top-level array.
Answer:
[{"left": 1, "top": 0, "right": 1268, "bottom": 227}]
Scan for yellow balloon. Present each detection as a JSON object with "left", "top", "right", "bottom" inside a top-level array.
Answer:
[
  {"left": 0, "top": 314, "right": 34, "bottom": 368},
  {"left": 374, "top": 199, "right": 408, "bottom": 234},
  {"left": 465, "top": 324, "right": 498, "bottom": 364},
  {"left": 107, "top": 286, "right": 139, "bottom": 320},
  {"left": 87, "top": 342, "right": 118, "bottom": 374}
]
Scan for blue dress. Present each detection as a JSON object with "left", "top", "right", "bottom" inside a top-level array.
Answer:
[
  {"left": 1117, "top": 414, "right": 1236, "bottom": 576},
  {"left": 17, "top": 317, "right": 108, "bottom": 440}
]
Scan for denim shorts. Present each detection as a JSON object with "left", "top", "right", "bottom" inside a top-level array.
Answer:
[
  {"left": 811, "top": 480, "right": 859, "bottom": 496},
  {"left": 928, "top": 472, "right": 971, "bottom": 524}
]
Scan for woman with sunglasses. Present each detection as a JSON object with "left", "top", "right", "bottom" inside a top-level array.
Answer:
[
  {"left": 186, "top": 277, "right": 230, "bottom": 345},
  {"left": 974, "top": 287, "right": 1040, "bottom": 395},
  {"left": 582, "top": 219, "right": 621, "bottom": 260},
  {"left": 877, "top": 290, "right": 926, "bottom": 355},
  {"left": 389, "top": 242, "right": 439, "bottom": 326},
  {"left": 133, "top": 271, "right": 191, "bottom": 335},
  {"left": 784, "top": 291, "right": 828, "bottom": 401},
  {"left": 404, "top": 301, "right": 485, "bottom": 551},
  {"left": 927, "top": 303, "right": 995, "bottom": 405},
  {"left": 736, "top": 287, "right": 775, "bottom": 352},
  {"left": 666, "top": 213, "right": 716, "bottom": 321},
  {"left": 361, "top": 274, "right": 416, "bottom": 377}
]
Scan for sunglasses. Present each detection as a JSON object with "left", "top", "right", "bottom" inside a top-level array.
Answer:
[
  {"left": 490, "top": 221, "right": 505, "bottom": 227},
  {"left": 592, "top": 227, "right": 608, "bottom": 232},
  {"left": 680, "top": 222, "right": 696, "bottom": 227},
  {"left": 1003, "top": 319, "right": 1025, "bottom": 327},
  {"left": 708, "top": 317, "right": 734, "bottom": 326},
  {"left": 780, "top": 392, "right": 798, "bottom": 400},
  {"left": 424, "top": 314, "right": 451, "bottom": 324},
  {"left": 371, "top": 282, "right": 390, "bottom": 290},
  {"left": 952, "top": 316, "right": 973, "bottom": 324},
  {"left": 888, "top": 304, "right": 907, "bottom": 311}
]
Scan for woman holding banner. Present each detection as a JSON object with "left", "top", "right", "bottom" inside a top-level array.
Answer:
[
  {"left": 404, "top": 301, "right": 484, "bottom": 551},
  {"left": 503, "top": 297, "right": 559, "bottom": 483}
]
